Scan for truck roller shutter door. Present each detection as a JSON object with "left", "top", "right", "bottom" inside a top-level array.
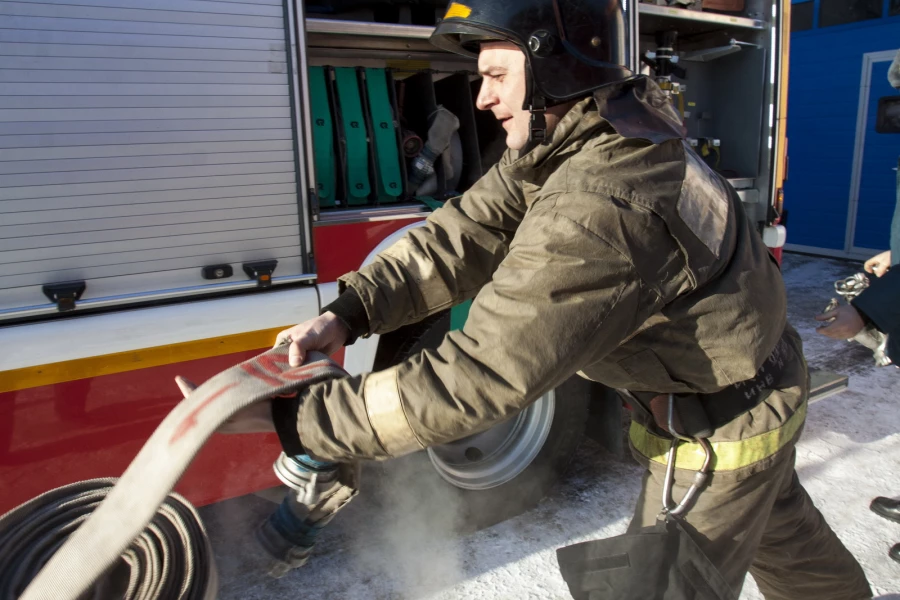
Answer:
[{"left": 0, "top": 0, "right": 311, "bottom": 319}]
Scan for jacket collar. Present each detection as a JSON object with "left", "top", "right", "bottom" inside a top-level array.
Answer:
[
  {"left": 592, "top": 76, "right": 686, "bottom": 144},
  {"left": 504, "top": 76, "right": 685, "bottom": 184}
]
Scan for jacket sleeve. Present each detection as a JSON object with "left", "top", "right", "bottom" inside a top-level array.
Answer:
[
  {"left": 292, "top": 197, "right": 676, "bottom": 461},
  {"left": 337, "top": 151, "right": 528, "bottom": 336},
  {"left": 852, "top": 267, "right": 900, "bottom": 336}
]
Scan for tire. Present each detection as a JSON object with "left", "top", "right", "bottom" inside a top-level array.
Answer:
[{"left": 380, "top": 312, "right": 591, "bottom": 531}]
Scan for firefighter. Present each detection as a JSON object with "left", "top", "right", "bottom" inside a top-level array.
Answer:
[{"left": 226, "top": 0, "right": 872, "bottom": 596}]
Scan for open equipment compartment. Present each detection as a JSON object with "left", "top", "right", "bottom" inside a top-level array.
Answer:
[
  {"left": 304, "top": 11, "right": 507, "bottom": 214},
  {"left": 434, "top": 72, "right": 487, "bottom": 193},
  {"left": 305, "top": 0, "right": 784, "bottom": 231},
  {"left": 637, "top": 0, "right": 782, "bottom": 224}
]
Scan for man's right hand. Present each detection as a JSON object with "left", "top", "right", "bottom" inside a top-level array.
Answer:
[
  {"left": 275, "top": 312, "right": 350, "bottom": 367},
  {"left": 864, "top": 250, "right": 892, "bottom": 278}
]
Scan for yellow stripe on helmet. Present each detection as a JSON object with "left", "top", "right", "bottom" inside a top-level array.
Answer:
[{"left": 443, "top": 2, "right": 472, "bottom": 19}]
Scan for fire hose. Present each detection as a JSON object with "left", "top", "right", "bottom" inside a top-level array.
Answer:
[{"left": 0, "top": 346, "right": 349, "bottom": 600}]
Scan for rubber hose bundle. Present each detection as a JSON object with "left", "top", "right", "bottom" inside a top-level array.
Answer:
[
  {"left": 0, "top": 347, "right": 347, "bottom": 600},
  {"left": 0, "top": 479, "right": 215, "bottom": 600}
]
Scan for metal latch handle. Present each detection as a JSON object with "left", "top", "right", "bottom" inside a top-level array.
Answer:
[
  {"left": 43, "top": 281, "right": 86, "bottom": 312},
  {"left": 243, "top": 260, "right": 278, "bottom": 288}
]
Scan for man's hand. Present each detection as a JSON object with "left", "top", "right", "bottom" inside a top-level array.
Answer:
[
  {"left": 275, "top": 312, "right": 350, "bottom": 367},
  {"left": 864, "top": 250, "right": 891, "bottom": 278},
  {"left": 815, "top": 305, "right": 866, "bottom": 339},
  {"left": 175, "top": 376, "right": 276, "bottom": 434}
]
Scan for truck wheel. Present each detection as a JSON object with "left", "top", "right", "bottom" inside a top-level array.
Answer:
[{"left": 381, "top": 312, "right": 591, "bottom": 531}]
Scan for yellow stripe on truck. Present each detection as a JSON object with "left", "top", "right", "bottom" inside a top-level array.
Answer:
[
  {"left": 629, "top": 401, "right": 806, "bottom": 472},
  {"left": 0, "top": 327, "right": 285, "bottom": 395}
]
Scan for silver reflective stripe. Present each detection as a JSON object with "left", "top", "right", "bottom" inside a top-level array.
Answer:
[
  {"left": 364, "top": 368, "right": 424, "bottom": 457},
  {"left": 677, "top": 146, "right": 730, "bottom": 258}
]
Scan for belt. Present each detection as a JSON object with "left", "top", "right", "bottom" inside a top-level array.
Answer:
[{"left": 624, "top": 331, "right": 794, "bottom": 440}]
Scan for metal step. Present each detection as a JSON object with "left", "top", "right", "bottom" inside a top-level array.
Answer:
[{"left": 808, "top": 369, "right": 849, "bottom": 404}]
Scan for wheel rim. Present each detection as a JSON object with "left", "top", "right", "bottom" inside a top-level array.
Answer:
[{"left": 426, "top": 391, "right": 556, "bottom": 490}]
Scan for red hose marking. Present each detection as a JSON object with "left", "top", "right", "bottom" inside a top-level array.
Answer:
[
  {"left": 256, "top": 353, "right": 290, "bottom": 375},
  {"left": 169, "top": 382, "right": 239, "bottom": 445},
  {"left": 168, "top": 362, "right": 343, "bottom": 446},
  {"left": 240, "top": 362, "right": 283, "bottom": 387},
  {"left": 282, "top": 362, "right": 340, "bottom": 382}
]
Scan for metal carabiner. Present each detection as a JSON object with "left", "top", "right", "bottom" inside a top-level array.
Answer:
[{"left": 659, "top": 394, "right": 714, "bottom": 519}]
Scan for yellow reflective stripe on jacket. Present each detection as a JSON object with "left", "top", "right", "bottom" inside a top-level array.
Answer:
[
  {"left": 630, "top": 401, "right": 807, "bottom": 471},
  {"left": 363, "top": 367, "right": 425, "bottom": 457}
]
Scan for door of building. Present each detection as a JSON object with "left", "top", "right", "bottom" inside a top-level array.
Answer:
[{"left": 847, "top": 49, "right": 900, "bottom": 256}]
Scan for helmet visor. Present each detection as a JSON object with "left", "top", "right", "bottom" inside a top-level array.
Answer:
[{"left": 430, "top": 19, "right": 519, "bottom": 58}]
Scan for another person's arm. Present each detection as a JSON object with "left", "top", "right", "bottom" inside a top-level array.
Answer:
[
  {"left": 889, "top": 49, "right": 900, "bottom": 90},
  {"left": 851, "top": 267, "right": 900, "bottom": 336},
  {"left": 816, "top": 267, "right": 900, "bottom": 339},
  {"left": 864, "top": 250, "right": 891, "bottom": 278}
]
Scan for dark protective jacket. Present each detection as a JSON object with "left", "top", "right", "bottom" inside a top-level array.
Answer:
[{"left": 278, "top": 76, "right": 801, "bottom": 470}]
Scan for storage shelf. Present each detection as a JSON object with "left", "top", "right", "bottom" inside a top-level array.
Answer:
[
  {"left": 728, "top": 177, "right": 756, "bottom": 190},
  {"left": 307, "top": 6, "right": 765, "bottom": 40},
  {"left": 638, "top": 4, "right": 764, "bottom": 30},
  {"left": 306, "top": 18, "right": 434, "bottom": 39},
  {"left": 316, "top": 204, "right": 429, "bottom": 224}
]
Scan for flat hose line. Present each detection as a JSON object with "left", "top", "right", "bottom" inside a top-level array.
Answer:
[{"left": 0, "top": 347, "right": 348, "bottom": 600}]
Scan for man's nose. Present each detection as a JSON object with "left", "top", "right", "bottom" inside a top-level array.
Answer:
[{"left": 475, "top": 80, "right": 496, "bottom": 111}]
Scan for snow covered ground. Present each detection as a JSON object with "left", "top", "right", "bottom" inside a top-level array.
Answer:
[{"left": 203, "top": 253, "right": 900, "bottom": 599}]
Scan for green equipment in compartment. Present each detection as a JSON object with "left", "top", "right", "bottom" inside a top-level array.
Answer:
[
  {"left": 308, "top": 67, "right": 335, "bottom": 208},
  {"left": 334, "top": 68, "right": 370, "bottom": 205},
  {"left": 364, "top": 68, "right": 403, "bottom": 203}
]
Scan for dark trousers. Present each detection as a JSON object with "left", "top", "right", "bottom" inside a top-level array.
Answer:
[{"left": 627, "top": 445, "right": 872, "bottom": 599}]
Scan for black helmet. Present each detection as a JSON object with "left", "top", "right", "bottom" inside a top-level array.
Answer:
[{"left": 431, "top": 0, "right": 637, "bottom": 140}]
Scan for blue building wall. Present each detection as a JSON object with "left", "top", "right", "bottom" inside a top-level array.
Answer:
[{"left": 785, "top": 6, "right": 900, "bottom": 252}]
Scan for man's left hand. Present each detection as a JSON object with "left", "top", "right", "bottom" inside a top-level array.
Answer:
[{"left": 815, "top": 305, "right": 866, "bottom": 339}]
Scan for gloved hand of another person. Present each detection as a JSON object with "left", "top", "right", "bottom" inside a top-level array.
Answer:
[
  {"left": 864, "top": 250, "right": 892, "bottom": 278},
  {"left": 275, "top": 311, "right": 350, "bottom": 367},
  {"left": 815, "top": 304, "right": 867, "bottom": 339}
]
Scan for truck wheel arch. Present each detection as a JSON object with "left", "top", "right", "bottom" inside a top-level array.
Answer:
[{"left": 336, "top": 220, "right": 426, "bottom": 376}]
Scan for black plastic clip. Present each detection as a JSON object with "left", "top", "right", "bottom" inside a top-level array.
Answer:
[
  {"left": 243, "top": 260, "right": 278, "bottom": 288},
  {"left": 43, "top": 281, "right": 86, "bottom": 312},
  {"left": 202, "top": 264, "right": 233, "bottom": 280}
]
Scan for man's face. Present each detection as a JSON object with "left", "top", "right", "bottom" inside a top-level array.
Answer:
[{"left": 476, "top": 42, "right": 531, "bottom": 151}]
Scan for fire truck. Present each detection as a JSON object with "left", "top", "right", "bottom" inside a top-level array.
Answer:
[{"left": 0, "top": 0, "right": 831, "bottom": 527}]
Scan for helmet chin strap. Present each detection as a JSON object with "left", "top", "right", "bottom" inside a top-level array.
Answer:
[
  {"left": 529, "top": 94, "right": 547, "bottom": 144},
  {"left": 523, "top": 63, "right": 548, "bottom": 145}
]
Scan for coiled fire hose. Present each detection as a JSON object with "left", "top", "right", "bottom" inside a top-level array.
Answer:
[
  {"left": 0, "top": 346, "right": 348, "bottom": 600},
  {"left": 0, "top": 479, "right": 214, "bottom": 600}
]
